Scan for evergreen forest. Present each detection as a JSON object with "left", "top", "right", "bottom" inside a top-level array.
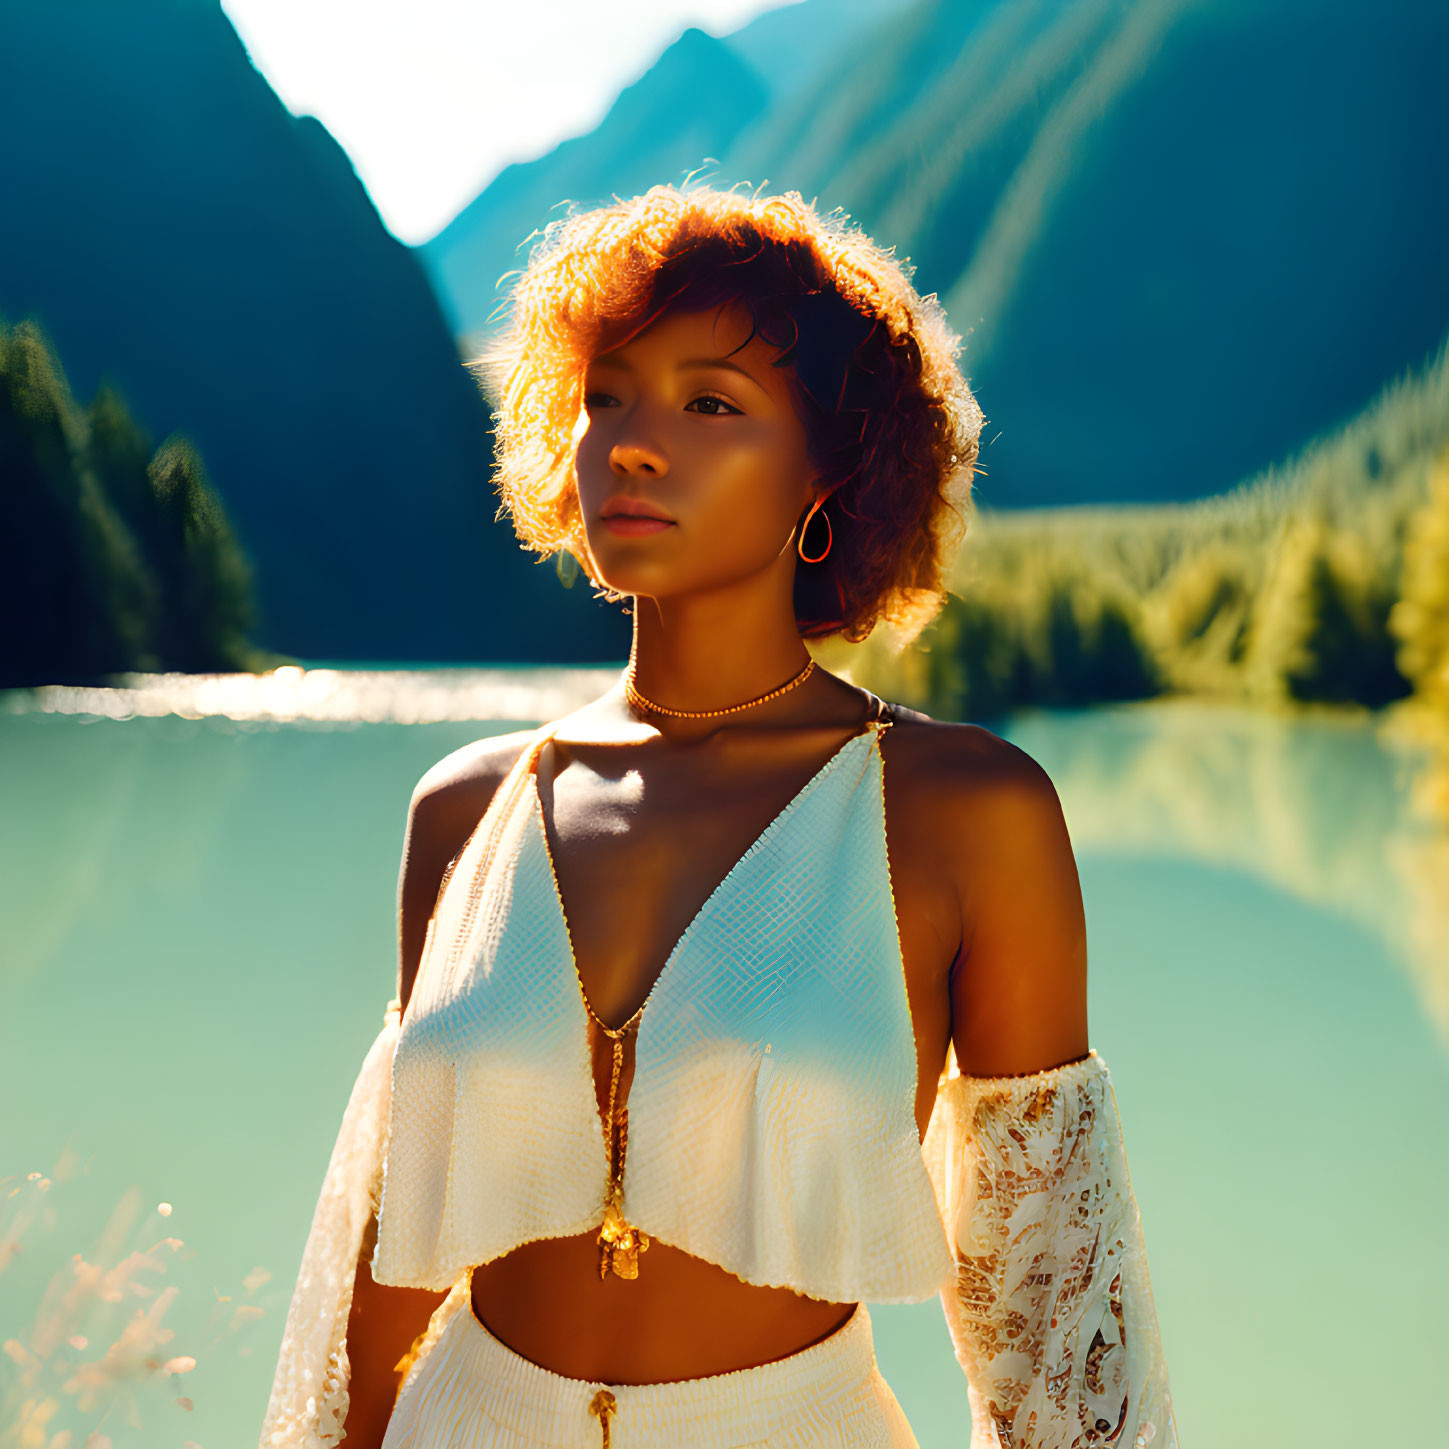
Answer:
[{"left": 0, "top": 313, "right": 283, "bottom": 687}]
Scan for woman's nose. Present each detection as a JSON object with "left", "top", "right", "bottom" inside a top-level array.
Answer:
[{"left": 609, "top": 438, "right": 668, "bottom": 477}]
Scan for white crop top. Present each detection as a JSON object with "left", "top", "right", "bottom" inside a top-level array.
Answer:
[
  {"left": 260, "top": 709, "right": 1179, "bottom": 1448},
  {"left": 375, "top": 713, "right": 951, "bottom": 1299}
]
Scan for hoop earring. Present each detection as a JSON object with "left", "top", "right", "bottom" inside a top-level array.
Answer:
[{"left": 798, "top": 496, "right": 832, "bottom": 564}]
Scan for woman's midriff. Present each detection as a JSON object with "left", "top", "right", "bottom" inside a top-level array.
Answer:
[
  {"left": 461, "top": 1002, "right": 855, "bottom": 1383},
  {"left": 468, "top": 1237, "right": 858, "bottom": 1384}
]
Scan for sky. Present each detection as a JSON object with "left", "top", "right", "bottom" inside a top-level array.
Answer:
[{"left": 219, "top": 0, "right": 797, "bottom": 246}]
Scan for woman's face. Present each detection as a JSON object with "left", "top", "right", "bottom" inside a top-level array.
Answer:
[{"left": 573, "top": 300, "right": 818, "bottom": 604}]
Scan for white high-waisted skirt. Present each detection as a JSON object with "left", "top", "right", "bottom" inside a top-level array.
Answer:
[{"left": 380, "top": 1286, "right": 918, "bottom": 1449}]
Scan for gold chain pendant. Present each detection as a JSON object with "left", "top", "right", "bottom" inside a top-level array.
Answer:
[
  {"left": 594, "top": 1020, "right": 651, "bottom": 1279},
  {"left": 597, "top": 1187, "right": 650, "bottom": 1279}
]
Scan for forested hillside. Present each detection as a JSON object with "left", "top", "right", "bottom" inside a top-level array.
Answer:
[
  {"left": 0, "top": 314, "right": 275, "bottom": 686},
  {"left": 0, "top": 0, "right": 630, "bottom": 664},
  {"left": 824, "top": 323, "right": 1449, "bottom": 724}
]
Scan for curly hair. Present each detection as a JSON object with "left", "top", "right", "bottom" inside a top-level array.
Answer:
[{"left": 471, "top": 184, "right": 985, "bottom": 645}]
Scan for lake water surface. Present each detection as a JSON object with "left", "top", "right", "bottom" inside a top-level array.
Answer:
[{"left": 2, "top": 674, "right": 1445, "bottom": 1448}]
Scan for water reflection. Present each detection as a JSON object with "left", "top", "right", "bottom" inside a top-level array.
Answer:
[{"left": 1007, "top": 697, "right": 1449, "bottom": 1047}]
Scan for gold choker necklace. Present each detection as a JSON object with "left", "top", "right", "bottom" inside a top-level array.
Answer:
[{"left": 624, "top": 657, "right": 816, "bottom": 720}]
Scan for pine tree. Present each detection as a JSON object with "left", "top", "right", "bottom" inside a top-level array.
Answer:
[
  {"left": 1389, "top": 447, "right": 1449, "bottom": 705},
  {"left": 86, "top": 380, "right": 159, "bottom": 546},
  {"left": 0, "top": 319, "right": 156, "bottom": 684},
  {"left": 0, "top": 313, "right": 267, "bottom": 684},
  {"left": 1017, "top": 567, "right": 1157, "bottom": 707},
  {"left": 144, "top": 435, "right": 259, "bottom": 672},
  {"left": 1247, "top": 512, "right": 1411, "bottom": 706}
]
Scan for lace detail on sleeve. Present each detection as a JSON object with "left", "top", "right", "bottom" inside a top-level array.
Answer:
[
  {"left": 259, "top": 999, "right": 401, "bottom": 1449},
  {"left": 922, "top": 1049, "right": 1178, "bottom": 1449}
]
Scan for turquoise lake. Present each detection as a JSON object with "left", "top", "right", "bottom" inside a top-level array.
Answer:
[{"left": 2, "top": 673, "right": 1446, "bottom": 1448}]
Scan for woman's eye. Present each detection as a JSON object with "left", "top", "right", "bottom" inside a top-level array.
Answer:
[
  {"left": 685, "top": 394, "right": 742, "bottom": 416},
  {"left": 585, "top": 391, "right": 739, "bottom": 415}
]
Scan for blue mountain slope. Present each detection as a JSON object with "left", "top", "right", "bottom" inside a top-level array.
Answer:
[
  {"left": 723, "top": 0, "right": 1449, "bottom": 507},
  {"left": 417, "top": 28, "right": 770, "bottom": 341},
  {"left": 425, "top": 0, "right": 1449, "bottom": 513},
  {"left": 718, "top": 0, "right": 918, "bottom": 106},
  {"left": 939, "top": 0, "right": 1449, "bottom": 505}
]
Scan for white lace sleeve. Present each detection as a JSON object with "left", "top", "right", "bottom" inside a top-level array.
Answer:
[
  {"left": 259, "top": 999, "right": 401, "bottom": 1449},
  {"left": 922, "top": 1048, "right": 1178, "bottom": 1449}
]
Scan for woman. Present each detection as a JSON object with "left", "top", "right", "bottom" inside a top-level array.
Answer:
[{"left": 260, "top": 186, "right": 1177, "bottom": 1448}]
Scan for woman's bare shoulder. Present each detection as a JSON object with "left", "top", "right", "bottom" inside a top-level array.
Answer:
[
  {"left": 410, "top": 728, "right": 539, "bottom": 812},
  {"left": 882, "top": 706, "right": 1057, "bottom": 806},
  {"left": 396, "top": 729, "right": 540, "bottom": 1013},
  {"left": 880, "top": 705, "right": 1073, "bottom": 903}
]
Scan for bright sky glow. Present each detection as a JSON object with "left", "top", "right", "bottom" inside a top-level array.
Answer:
[{"left": 220, "top": 0, "right": 797, "bottom": 245}]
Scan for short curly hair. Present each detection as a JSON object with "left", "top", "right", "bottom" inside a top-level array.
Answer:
[{"left": 471, "top": 184, "right": 985, "bottom": 644}]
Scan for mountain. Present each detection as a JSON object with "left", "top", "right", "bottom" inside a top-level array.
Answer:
[
  {"left": 416, "top": 27, "right": 771, "bottom": 341},
  {"left": 0, "top": 0, "right": 629, "bottom": 663},
  {"left": 416, "top": 1, "right": 908, "bottom": 342},
  {"left": 423, "top": 0, "right": 1449, "bottom": 513},
  {"left": 716, "top": 0, "right": 918, "bottom": 115}
]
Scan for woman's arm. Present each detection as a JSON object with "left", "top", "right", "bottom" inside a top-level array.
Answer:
[
  {"left": 337, "top": 732, "right": 536, "bottom": 1447},
  {"left": 927, "top": 737, "right": 1177, "bottom": 1447},
  {"left": 335, "top": 1213, "right": 451, "bottom": 1449},
  {"left": 945, "top": 741, "right": 1089, "bottom": 1078}
]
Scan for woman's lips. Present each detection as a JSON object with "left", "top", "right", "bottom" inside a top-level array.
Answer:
[{"left": 602, "top": 515, "right": 675, "bottom": 536}]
